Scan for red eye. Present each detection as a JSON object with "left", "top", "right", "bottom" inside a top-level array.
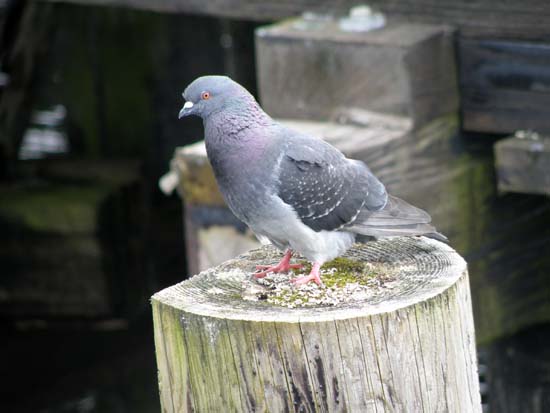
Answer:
[{"left": 201, "top": 91, "right": 210, "bottom": 100}]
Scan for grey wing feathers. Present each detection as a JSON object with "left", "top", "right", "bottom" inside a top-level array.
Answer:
[
  {"left": 277, "top": 137, "right": 381, "bottom": 232},
  {"left": 274, "top": 130, "right": 445, "bottom": 240}
]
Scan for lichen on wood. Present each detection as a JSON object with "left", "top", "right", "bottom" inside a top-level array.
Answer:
[{"left": 252, "top": 257, "right": 396, "bottom": 308}]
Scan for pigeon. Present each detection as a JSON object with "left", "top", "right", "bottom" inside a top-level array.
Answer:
[{"left": 178, "top": 75, "right": 445, "bottom": 285}]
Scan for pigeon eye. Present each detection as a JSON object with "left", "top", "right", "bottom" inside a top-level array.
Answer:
[{"left": 201, "top": 91, "right": 210, "bottom": 100}]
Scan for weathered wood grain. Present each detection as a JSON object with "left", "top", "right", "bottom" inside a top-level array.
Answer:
[
  {"left": 494, "top": 135, "right": 550, "bottom": 196},
  {"left": 152, "top": 238, "right": 481, "bottom": 412},
  {"left": 43, "top": 0, "right": 550, "bottom": 41},
  {"left": 460, "top": 39, "right": 550, "bottom": 134},
  {"left": 256, "top": 20, "right": 458, "bottom": 126}
]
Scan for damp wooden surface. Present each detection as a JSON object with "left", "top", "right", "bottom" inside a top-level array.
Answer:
[
  {"left": 152, "top": 238, "right": 481, "bottom": 412},
  {"left": 459, "top": 39, "right": 550, "bottom": 134},
  {"left": 255, "top": 20, "right": 458, "bottom": 126},
  {"left": 494, "top": 135, "right": 550, "bottom": 196},
  {"left": 43, "top": 0, "right": 550, "bottom": 41}
]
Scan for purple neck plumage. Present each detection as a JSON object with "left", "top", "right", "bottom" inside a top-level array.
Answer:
[
  {"left": 204, "top": 96, "right": 273, "bottom": 147},
  {"left": 203, "top": 96, "right": 277, "bottom": 195}
]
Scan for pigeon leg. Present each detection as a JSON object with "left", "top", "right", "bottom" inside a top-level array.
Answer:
[
  {"left": 291, "top": 262, "right": 323, "bottom": 286},
  {"left": 254, "top": 250, "right": 303, "bottom": 278}
]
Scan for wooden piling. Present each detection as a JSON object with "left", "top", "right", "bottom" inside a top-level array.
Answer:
[{"left": 152, "top": 237, "right": 481, "bottom": 412}]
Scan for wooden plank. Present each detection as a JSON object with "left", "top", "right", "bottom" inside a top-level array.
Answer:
[
  {"left": 460, "top": 39, "right": 550, "bottom": 134},
  {"left": 494, "top": 134, "right": 550, "bottom": 195},
  {"left": 334, "top": 318, "right": 380, "bottom": 411},
  {"left": 224, "top": 319, "right": 268, "bottom": 412},
  {"left": 43, "top": 0, "right": 550, "bottom": 41},
  {"left": 180, "top": 313, "right": 243, "bottom": 411},
  {"left": 275, "top": 322, "right": 318, "bottom": 412},
  {"left": 255, "top": 321, "right": 294, "bottom": 411},
  {"left": 299, "top": 320, "right": 349, "bottom": 412},
  {"left": 256, "top": 20, "right": 457, "bottom": 125},
  {"left": 153, "top": 305, "right": 194, "bottom": 412}
]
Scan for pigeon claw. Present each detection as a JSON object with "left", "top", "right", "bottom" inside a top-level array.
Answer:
[
  {"left": 291, "top": 273, "right": 323, "bottom": 286},
  {"left": 254, "top": 263, "right": 303, "bottom": 278},
  {"left": 253, "top": 250, "right": 302, "bottom": 278},
  {"left": 291, "top": 262, "right": 323, "bottom": 286},
  {"left": 255, "top": 263, "right": 303, "bottom": 271}
]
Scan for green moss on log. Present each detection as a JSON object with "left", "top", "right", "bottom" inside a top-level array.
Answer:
[
  {"left": 258, "top": 257, "right": 394, "bottom": 308},
  {"left": 297, "top": 257, "right": 380, "bottom": 288}
]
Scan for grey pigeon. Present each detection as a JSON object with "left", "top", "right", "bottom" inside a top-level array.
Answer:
[{"left": 179, "top": 75, "right": 445, "bottom": 285}]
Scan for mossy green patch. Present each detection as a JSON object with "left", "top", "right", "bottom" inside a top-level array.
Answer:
[
  {"left": 269, "top": 289, "right": 311, "bottom": 307},
  {"left": 259, "top": 257, "right": 394, "bottom": 308},
  {"left": 297, "top": 257, "right": 382, "bottom": 288}
]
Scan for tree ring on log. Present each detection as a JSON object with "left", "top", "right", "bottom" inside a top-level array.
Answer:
[{"left": 154, "top": 236, "right": 466, "bottom": 323}]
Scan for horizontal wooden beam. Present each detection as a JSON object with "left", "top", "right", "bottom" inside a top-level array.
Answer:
[
  {"left": 43, "top": 0, "right": 550, "bottom": 41},
  {"left": 256, "top": 20, "right": 458, "bottom": 126},
  {"left": 460, "top": 39, "right": 550, "bottom": 134}
]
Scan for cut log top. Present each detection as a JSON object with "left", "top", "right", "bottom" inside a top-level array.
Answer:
[{"left": 152, "top": 236, "right": 466, "bottom": 323}]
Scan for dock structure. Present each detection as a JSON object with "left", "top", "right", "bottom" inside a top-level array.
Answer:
[{"left": 152, "top": 238, "right": 481, "bottom": 412}]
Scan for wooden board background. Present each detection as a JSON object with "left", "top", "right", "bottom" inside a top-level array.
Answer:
[
  {"left": 460, "top": 39, "right": 550, "bottom": 134},
  {"left": 44, "top": 0, "right": 550, "bottom": 41}
]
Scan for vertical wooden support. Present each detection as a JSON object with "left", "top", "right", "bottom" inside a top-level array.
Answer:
[
  {"left": 152, "top": 237, "right": 481, "bottom": 412},
  {"left": 494, "top": 133, "right": 550, "bottom": 196}
]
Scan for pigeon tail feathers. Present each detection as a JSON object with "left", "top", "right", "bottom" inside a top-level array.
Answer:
[{"left": 348, "top": 195, "right": 448, "bottom": 242}]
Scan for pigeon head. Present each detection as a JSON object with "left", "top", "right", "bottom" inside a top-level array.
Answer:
[{"left": 178, "top": 75, "right": 255, "bottom": 120}]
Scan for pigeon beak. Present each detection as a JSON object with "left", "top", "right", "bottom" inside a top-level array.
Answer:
[{"left": 178, "top": 101, "right": 194, "bottom": 119}]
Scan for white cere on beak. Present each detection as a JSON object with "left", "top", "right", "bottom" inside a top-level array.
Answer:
[{"left": 179, "top": 101, "right": 195, "bottom": 118}]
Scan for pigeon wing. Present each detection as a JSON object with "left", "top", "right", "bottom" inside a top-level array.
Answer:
[{"left": 276, "top": 137, "right": 387, "bottom": 232}]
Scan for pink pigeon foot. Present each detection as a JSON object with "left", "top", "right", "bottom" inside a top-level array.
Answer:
[
  {"left": 254, "top": 250, "right": 303, "bottom": 278},
  {"left": 291, "top": 262, "right": 323, "bottom": 286}
]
